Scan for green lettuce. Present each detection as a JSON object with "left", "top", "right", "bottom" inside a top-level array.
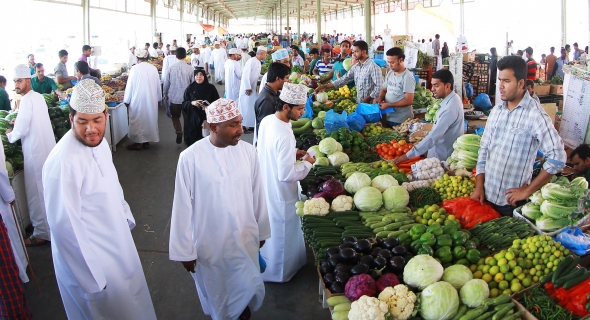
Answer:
[
  {"left": 540, "top": 200, "right": 576, "bottom": 219},
  {"left": 521, "top": 202, "right": 543, "bottom": 221},
  {"left": 535, "top": 215, "right": 570, "bottom": 232}
]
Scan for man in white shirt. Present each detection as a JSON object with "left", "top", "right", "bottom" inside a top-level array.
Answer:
[
  {"left": 128, "top": 46, "right": 138, "bottom": 67},
  {"left": 190, "top": 45, "right": 202, "bottom": 69},
  {"left": 290, "top": 45, "right": 304, "bottom": 67},
  {"left": 210, "top": 42, "right": 228, "bottom": 84},
  {"left": 238, "top": 46, "right": 268, "bottom": 131},
  {"left": 169, "top": 98, "right": 270, "bottom": 320},
  {"left": 224, "top": 48, "right": 242, "bottom": 104},
  {"left": 240, "top": 44, "right": 251, "bottom": 70},
  {"left": 257, "top": 83, "right": 315, "bottom": 282},
  {"left": 161, "top": 46, "right": 179, "bottom": 83},
  {"left": 123, "top": 49, "right": 162, "bottom": 150},
  {"left": 200, "top": 42, "right": 212, "bottom": 75},
  {"left": 43, "top": 79, "right": 156, "bottom": 320},
  {"left": 148, "top": 42, "right": 159, "bottom": 59},
  {"left": 6, "top": 64, "right": 55, "bottom": 246},
  {"left": 164, "top": 48, "right": 195, "bottom": 144}
]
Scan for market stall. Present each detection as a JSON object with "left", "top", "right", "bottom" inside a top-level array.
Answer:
[{"left": 284, "top": 60, "right": 590, "bottom": 320}]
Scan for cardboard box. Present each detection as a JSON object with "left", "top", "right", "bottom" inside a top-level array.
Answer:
[
  {"left": 392, "top": 35, "right": 411, "bottom": 47},
  {"left": 462, "top": 52, "right": 475, "bottom": 62},
  {"left": 381, "top": 68, "right": 387, "bottom": 77},
  {"left": 550, "top": 84, "right": 563, "bottom": 94},
  {"left": 541, "top": 103, "right": 557, "bottom": 125},
  {"left": 533, "top": 84, "right": 551, "bottom": 96}
]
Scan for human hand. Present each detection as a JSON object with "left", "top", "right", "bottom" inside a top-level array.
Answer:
[
  {"left": 5, "top": 129, "right": 12, "bottom": 134},
  {"left": 191, "top": 100, "right": 202, "bottom": 107},
  {"left": 314, "top": 85, "right": 325, "bottom": 94},
  {"left": 8, "top": 119, "right": 15, "bottom": 125},
  {"left": 393, "top": 154, "right": 409, "bottom": 164},
  {"left": 303, "top": 154, "right": 316, "bottom": 164},
  {"left": 245, "top": 90, "right": 252, "bottom": 96},
  {"left": 378, "top": 102, "right": 390, "bottom": 110},
  {"left": 470, "top": 187, "right": 486, "bottom": 204},
  {"left": 505, "top": 184, "right": 531, "bottom": 206},
  {"left": 296, "top": 150, "right": 308, "bottom": 159},
  {"left": 181, "top": 260, "right": 197, "bottom": 273}
]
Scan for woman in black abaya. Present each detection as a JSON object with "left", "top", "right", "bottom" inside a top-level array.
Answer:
[{"left": 182, "top": 69, "right": 220, "bottom": 146}]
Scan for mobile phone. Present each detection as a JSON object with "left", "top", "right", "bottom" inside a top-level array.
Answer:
[{"left": 201, "top": 100, "right": 210, "bottom": 106}]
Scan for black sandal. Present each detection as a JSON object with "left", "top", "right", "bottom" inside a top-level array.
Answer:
[
  {"left": 142, "top": 143, "right": 150, "bottom": 149},
  {"left": 238, "top": 307, "right": 251, "bottom": 320},
  {"left": 127, "top": 143, "right": 143, "bottom": 151},
  {"left": 25, "top": 235, "right": 50, "bottom": 247}
]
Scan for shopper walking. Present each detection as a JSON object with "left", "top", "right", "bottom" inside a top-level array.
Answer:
[
  {"left": 169, "top": 98, "right": 270, "bottom": 320},
  {"left": 254, "top": 62, "right": 291, "bottom": 146},
  {"left": 471, "top": 56, "right": 566, "bottom": 216},
  {"left": 164, "top": 47, "right": 194, "bottom": 144},
  {"left": 6, "top": 64, "right": 55, "bottom": 247},
  {"left": 182, "top": 69, "right": 220, "bottom": 146},
  {"left": 123, "top": 49, "right": 162, "bottom": 150},
  {"left": 238, "top": 46, "right": 267, "bottom": 131},
  {"left": 43, "top": 79, "right": 157, "bottom": 320},
  {"left": 224, "top": 48, "right": 242, "bottom": 103},
  {"left": 210, "top": 42, "right": 228, "bottom": 84},
  {"left": 316, "top": 41, "right": 383, "bottom": 104},
  {"left": 257, "top": 83, "right": 314, "bottom": 283},
  {"left": 375, "top": 47, "right": 415, "bottom": 127}
]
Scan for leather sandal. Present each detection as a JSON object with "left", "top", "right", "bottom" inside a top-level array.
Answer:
[
  {"left": 127, "top": 143, "right": 143, "bottom": 151},
  {"left": 25, "top": 235, "right": 50, "bottom": 247}
]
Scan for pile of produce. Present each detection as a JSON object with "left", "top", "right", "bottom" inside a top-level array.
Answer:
[
  {"left": 361, "top": 207, "right": 417, "bottom": 239},
  {"left": 549, "top": 75, "right": 564, "bottom": 85},
  {"left": 348, "top": 151, "right": 381, "bottom": 164},
  {"left": 341, "top": 162, "right": 408, "bottom": 183},
  {"left": 345, "top": 177, "right": 409, "bottom": 213},
  {"left": 364, "top": 131, "right": 403, "bottom": 148},
  {"left": 42, "top": 93, "right": 59, "bottom": 108},
  {"left": 299, "top": 165, "right": 343, "bottom": 197},
  {"left": 433, "top": 174, "right": 476, "bottom": 201},
  {"left": 332, "top": 99, "right": 356, "bottom": 114},
  {"left": 327, "top": 128, "right": 368, "bottom": 153},
  {"left": 326, "top": 85, "right": 356, "bottom": 100},
  {"left": 409, "top": 157, "right": 444, "bottom": 181},
  {"left": 447, "top": 134, "right": 481, "bottom": 171},
  {"left": 522, "top": 176, "right": 588, "bottom": 232},
  {"left": 442, "top": 197, "right": 501, "bottom": 229},
  {"left": 0, "top": 114, "right": 22, "bottom": 174},
  {"left": 361, "top": 123, "right": 394, "bottom": 138},
  {"left": 544, "top": 257, "right": 590, "bottom": 317},
  {"left": 412, "top": 86, "right": 437, "bottom": 110},
  {"left": 471, "top": 235, "right": 572, "bottom": 296},
  {"left": 469, "top": 216, "right": 537, "bottom": 251},
  {"left": 520, "top": 285, "right": 575, "bottom": 319},
  {"left": 392, "top": 118, "right": 421, "bottom": 139},
  {"left": 375, "top": 139, "right": 414, "bottom": 161},
  {"left": 297, "top": 134, "right": 322, "bottom": 151},
  {"left": 424, "top": 100, "right": 441, "bottom": 122}
]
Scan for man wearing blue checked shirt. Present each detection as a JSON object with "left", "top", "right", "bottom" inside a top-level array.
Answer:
[{"left": 471, "top": 56, "right": 566, "bottom": 217}]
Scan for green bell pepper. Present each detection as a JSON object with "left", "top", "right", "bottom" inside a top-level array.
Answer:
[
  {"left": 466, "top": 249, "right": 481, "bottom": 263},
  {"left": 455, "top": 258, "right": 470, "bottom": 266},
  {"left": 419, "top": 232, "right": 436, "bottom": 247},
  {"left": 453, "top": 246, "right": 467, "bottom": 259},
  {"left": 436, "top": 234, "right": 453, "bottom": 247},
  {"left": 452, "top": 231, "right": 468, "bottom": 246},
  {"left": 397, "top": 233, "right": 412, "bottom": 245},
  {"left": 418, "top": 245, "right": 434, "bottom": 256},
  {"left": 426, "top": 224, "right": 444, "bottom": 237},
  {"left": 435, "top": 246, "right": 453, "bottom": 263},
  {"left": 464, "top": 240, "right": 477, "bottom": 250},
  {"left": 411, "top": 233, "right": 422, "bottom": 241},
  {"left": 410, "top": 239, "right": 422, "bottom": 253},
  {"left": 410, "top": 224, "right": 427, "bottom": 236},
  {"left": 471, "top": 237, "right": 480, "bottom": 247},
  {"left": 442, "top": 224, "right": 458, "bottom": 235}
]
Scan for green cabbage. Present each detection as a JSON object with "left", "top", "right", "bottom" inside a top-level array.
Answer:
[
  {"left": 353, "top": 186, "right": 383, "bottom": 211},
  {"left": 382, "top": 186, "right": 409, "bottom": 210},
  {"left": 536, "top": 215, "right": 570, "bottom": 232},
  {"left": 420, "top": 281, "right": 459, "bottom": 320},
  {"left": 540, "top": 200, "right": 576, "bottom": 219},
  {"left": 345, "top": 172, "right": 372, "bottom": 194},
  {"left": 521, "top": 202, "right": 543, "bottom": 221},
  {"left": 403, "top": 255, "right": 443, "bottom": 290},
  {"left": 318, "top": 138, "right": 340, "bottom": 155},
  {"left": 570, "top": 177, "right": 589, "bottom": 189},
  {"left": 342, "top": 58, "right": 352, "bottom": 71},
  {"left": 327, "top": 151, "right": 349, "bottom": 168},
  {"left": 314, "top": 157, "right": 330, "bottom": 167},
  {"left": 460, "top": 279, "right": 489, "bottom": 308},
  {"left": 442, "top": 265, "right": 473, "bottom": 290},
  {"left": 312, "top": 118, "right": 324, "bottom": 129},
  {"left": 307, "top": 145, "right": 326, "bottom": 158},
  {"left": 371, "top": 175, "right": 399, "bottom": 192}
]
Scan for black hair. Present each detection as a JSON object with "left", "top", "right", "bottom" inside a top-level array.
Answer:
[
  {"left": 59, "top": 50, "right": 68, "bottom": 58},
  {"left": 35, "top": 63, "right": 44, "bottom": 70},
  {"left": 573, "top": 42, "right": 578, "bottom": 47},
  {"left": 322, "top": 37, "right": 328, "bottom": 42},
  {"left": 550, "top": 47, "right": 555, "bottom": 52},
  {"left": 353, "top": 40, "right": 368, "bottom": 54},
  {"left": 525, "top": 79, "right": 535, "bottom": 88},
  {"left": 516, "top": 50, "right": 523, "bottom": 56},
  {"left": 309, "top": 48, "right": 319, "bottom": 55},
  {"left": 570, "top": 144, "right": 590, "bottom": 161},
  {"left": 166, "top": 44, "right": 170, "bottom": 47},
  {"left": 153, "top": 42, "right": 158, "bottom": 48},
  {"left": 82, "top": 45, "right": 91, "bottom": 52},
  {"left": 525, "top": 47, "right": 533, "bottom": 55},
  {"left": 435, "top": 34, "right": 440, "bottom": 39},
  {"left": 340, "top": 40, "right": 351, "bottom": 47},
  {"left": 432, "top": 69, "right": 454, "bottom": 89},
  {"left": 27, "top": 54, "right": 33, "bottom": 58},
  {"left": 497, "top": 56, "right": 527, "bottom": 83},
  {"left": 490, "top": 47, "right": 497, "bottom": 54},
  {"left": 173, "top": 39, "right": 177, "bottom": 42},
  {"left": 565, "top": 44, "right": 571, "bottom": 50},
  {"left": 74, "top": 61, "right": 89, "bottom": 75},
  {"left": 386, "top": 47, "right": 405, "bottom": 60},
  {"left": 290, "top": 45, "right": 300, "bottom": 51},
  {"left": 273, "top": 98, "right": 297, "bottom": 112},
  {"left": 145, "top": 43, "right": 150, "bottom": 47},
  {"left": 267, "top": 62, "right": 291, "bottom": 83},
  {"left": 0, "top": 76, "right": 6, "bottom": 84},
  {"left": 176, "top": 47, "right": 187, "bottom": 59}
]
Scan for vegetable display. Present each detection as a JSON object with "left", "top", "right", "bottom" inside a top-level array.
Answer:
[
  {"left": 354, "top": 187, "right": 383, "bottom": 212},
  {"left": 520, "top": 284, "right": 574, "bottom": 320},
  {"left": 459, "top": 279, "right": 489, "bottom": 307},
  {"left": 433, "top": 174, "right": 476, "bottom": 201},
  {"left": 442, "top": 264, "right": 474, "bottom": 289},
  {"left": 362, "top": 123, "right": 395, "bottom": 138},
  {"left": 469, "top": 216, "right": 536, "bottom": 251},
  {"left": 347, "top": 295, "right": 389, "bottom": 320},
  {"left": 408, "top": 187, "right": 442, "bottom": 208},
  {"left": 375, "top": 139, "right": 414, "bottom": 161},
  {"left": 403, "top": 254, "right": 443, "bottom": 290},
  {"left": 442, "top": 198, "right": 501, "bottom": 229},
  {"left": 446, "top": 134, "right": 481, "bottom": 171},
  {"left": 377, "top": 285, "right": 416, "bottom": 320}
]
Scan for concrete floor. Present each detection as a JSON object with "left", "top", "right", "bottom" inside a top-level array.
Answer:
[{"left": 22, "top": 82, "right": 331, "bottom": 320}]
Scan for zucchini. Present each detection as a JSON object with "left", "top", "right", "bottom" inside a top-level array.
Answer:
[
  {"left": 492, "top": 302, "right": 514, "bottom": 320},
  {"left": 459, "top": 305, "right": 487, "bottom": 320},
  {"left": 394, "top": 217, "right": 414, "bottom": 223},
  {"left": 331, "top": 311, "right": 349, "bottom": 320},
  {"left": 399, "top": 223, "right": 418, "bottom": 231},
  {"left": 326, "top": 296, "right": 350, "bottom": 307},
  {"left": 314, "top": 232, "right": 344, "bottom": 237},
  {"left": 552, "top": 255, "right": 577, "bottom": 283},
  {"left": 335, "top": 221, "right": 361, "bottom": 228},
  {"left": 373, "top": 227, "right": 385, "bottom": 233},
  {"left": 312, "top": 228, "right": 344, "bottom": 234},
  {"left": 333, "top": 303, "right": 351, "bottom": 312},
  {"left": 383, "top": 222, "right": 404, "bottom": 231},
  {"left": 376, "top": 231, "right": 391, "bottom": 238},
  {"left": 474, "top": 311, "right": 495, "bottom": 320},
  {"left": 555, "top": 267, "right": 585, "bottom": 288},
  {"left": 451, "top": 305, "right": 468, "bottom": 320},
  {"left": 333, "top": 216, "right": 360, "bottom": 222},
  {"left": 370, "top": 221, "right": 388, "bottom": 229},
  {"left": 387, "top": 230, "right": 405, "bottom": 238},
  {"left": 503, "top": 311, "right": 522, "bottom": 320},
  {"left": 563, "top": 271, "right": 590, "bottom": 289},
  {"left": 391, "top": 207, "right": 411, "bottom": 213},
  {"left": 483, "top": 293, "right": 511, "bottom": 307}
]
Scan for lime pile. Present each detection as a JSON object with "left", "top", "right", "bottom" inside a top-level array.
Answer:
[
  {"left": 470, "top": 235, "right": 570, "bottom": 297},
  {"left": 433, "top": 174, "right": 476, "bottom": 200},
  {"left": 362, "top": 124, "right": 393, "bottom": 137},
  {"left": 413, "top": 204, "right": 457, "bottom": 226}
]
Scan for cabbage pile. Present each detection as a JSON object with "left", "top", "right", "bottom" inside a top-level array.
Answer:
[
  {"left": 524, "top": 176, "right": 588, "bottom": 232},
  {"left": 447, "top": 134, "right": 481, "bottom": 171},
  {"left": 318, "top": 138, "right": 349, "bottom": 168},
  {"left": 346, "top": 174, "right": 409, "bottom": 211}
]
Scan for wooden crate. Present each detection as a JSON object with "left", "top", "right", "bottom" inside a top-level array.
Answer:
[
  {"left": 550, "top": 84, "right": 563, "bottom": 94},
  {"left": 534, "top": 84, "right": 551, "bottom": 96}
]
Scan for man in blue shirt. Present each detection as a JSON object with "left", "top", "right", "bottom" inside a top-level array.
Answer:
[{"left": 74, "top": 61, "right": 100, "bottom": 85}]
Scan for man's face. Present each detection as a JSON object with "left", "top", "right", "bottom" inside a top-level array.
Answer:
[
  {"left": 35, "top": 66, "right": 45, "bottom": 79},
  {"left": 351, "top": 46, "right": 364, "bottom": 61},
  {"left": 387, "top": 55, "right": 403, "bottom": 72},
  {"left": 70, "top": 110, "right": 108, "bottom": 147},
  {"left": 258, "top": 51, "right": 267, "bottom": 61},
  {"left": 279, "top": 58, "right": 290, "bottom": 67},
  {"left": 341, "top": 43, "right": 351, "bottom": 56},
  {"left": 13, "top": 78, "right": 30, "bottom": 94},
  {"left": 286, "top": 105, "right": 306, "bottom": 121},
  {"left": 235, "top": 54, "right": 242, "bottom": 61},
  {"left": 211, "top": 115, "right": 244, "bottom": 146},
  {"left": 60, "top": 55, "right": 68, "bottom": 64},
  {"left": 145, "top": 45, "right": 149, "bottom": 50},
  {"left": 83, "top": 49, "right": 91, "bottom": 57},
  {"left": 277, "top": 75, "right": 290, "bottom": 89},
  {"left": 322, "top": 51, "right": 331, "bottom": 61},
  {"left": 215, "top": 44, "right": 220, "bottom": 49},
  {"left": 131, "top": 47, "right": 135, "bottom": 53},
  {"left": 571, "top": 154, "right": 590, "bottom": 175},
  {"left": 28, "top": 55, "right": 34, "bottom": 64},
  {"left": 431, "top": 78, "right": 449, "bottom": 99},
  {"left": 498, "top": 69, "right": 524, "bottom": 102},
  {"left": 159, "top": 43, "right": 163, "bottom": 49},
  {"left": 292, "top": 49, "right": 298, "bottom": 56}
]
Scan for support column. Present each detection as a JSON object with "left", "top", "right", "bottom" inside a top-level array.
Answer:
[
  {"left": 460, "top": 0, "right": 465, "bottom": 36},
  {"left": 404, "top": 0, "right": 409, "bottom": 35},
  {"left": 316, "top": 0, "right": 321, "bottom": 44},
  {"left": 82, "top": 0, "right": 89, "bottom": 45},
  {"left": 286, "top": 0, "right": 290, "bottom": 45},
  {"left": 196, "top": 4, "right": 200, "bottom": 25},
  {"left": 151, "top": 0, "right": 157, "bottom": 43},
  {"left": 364, "top": 0, "right": 371, "bottom": 45},
  {"left": 280, "top": 0, "right": 283, "bottom": 36},
  {"left": 297, "top": 0, "right": 301, "bottom": 43},
  {"left": 561, "top": 0, "right": 567, "bottom": 47},
  {"left": 180, "top": 0, "right": 185, "bottom": 43}
]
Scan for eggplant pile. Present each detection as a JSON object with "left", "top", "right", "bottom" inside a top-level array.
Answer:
[
  {"left": 299, "top": 165, "right": 345, "bottom": 197},
  {"left": 318, "top": 237, "right": 414, "bottom": 294},
  {"left": 296, "top": 134, "right": 322, "bottom": 151}
]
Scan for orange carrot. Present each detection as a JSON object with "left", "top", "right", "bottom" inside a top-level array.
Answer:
[{"left": 398, "top": 156, "right": 422, "bottom": 165}]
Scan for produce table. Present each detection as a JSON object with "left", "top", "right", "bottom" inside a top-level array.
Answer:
[{"left": 106, "top": 103, "right": 129, "bottom": 152}]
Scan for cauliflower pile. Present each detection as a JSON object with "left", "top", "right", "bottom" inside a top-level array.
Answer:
[
  {"left": 303, "top": 198, "right": 330, "bottom": 216},
  {"left": 331, "top": 195, "right": 353, "bottom": 212},
  {"left": 377, "top": 285, "right": 417, "bottom": 320},
  {"left": 348, "top": 295, "right": 389, "bottom": 320}
]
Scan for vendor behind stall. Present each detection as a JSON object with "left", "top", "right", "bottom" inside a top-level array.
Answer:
[
  {"left": 54, "top": 50, "right": 77, "bottom": 90},
  {"left": 79, "top": 45, "right": 101, "bottom": 79},
  {"left": 393, "top": 69, "right": 464, "bottom": 163},
  {"left": 74, "top": 61, "right": 100, "bottom": 86},
  {"left": 31, "top": 63, "right": 59, "bottom": 95},
  {"left": 471, "top": 56, "right": 566, "bottom": 217},
  {"left": 569, "top": 144, "right": 590, "bottom": 182},
  {"left": 376, "top": 47, "right": 415, "bottom": 127}
]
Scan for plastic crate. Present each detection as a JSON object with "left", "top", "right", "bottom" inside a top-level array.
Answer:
[{"left": 513, "top": 206, "right": 590, "bottom": 236}]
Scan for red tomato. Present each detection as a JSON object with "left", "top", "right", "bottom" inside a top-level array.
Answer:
[{"left": 392, "top": 143, "right": 400, "bottom": 149}]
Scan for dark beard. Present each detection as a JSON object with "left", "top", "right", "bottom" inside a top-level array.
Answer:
[{"left": 72, "top": 129, "right": 104, "bottom": 148}]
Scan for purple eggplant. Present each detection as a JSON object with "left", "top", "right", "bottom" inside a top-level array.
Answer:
[
  {"left": 339, "top": 248, "right": 356, "bottom": 264},
  {"left": 378, "top": 249, "right": 393, "bottom": 261},
  {"left": 359, "top": 255, "right": 374, "bottom": 268},
  {"left": 334, "top": 272, "right": 351, "bottom": 285},
  {"left": 339, "top": 243, "right": 354, "bottom": 251},
  {"left": 370, "top": 247, "right": 382, "bottom": 258},
  {"left": 350, "top": 263, "right": 369, "bottom": 275},
  {"left": 330, "top": 281, "right": 345, "bottom": 293},
  {"left": 342, "top": 236, "right": 357, "bottom": 244},
  {"left": 382, "top": 238, "right": 399, "bottom": 250},
  {"left": 354, "top": 239, "right": 372, "bottom": 254},
  {"left": 328, "top": 256, "right": 339, "bottom": 268},
  {"left": 326, "top": 247, "right": 340, "bottom": 258},
  {"left": 388, "top": 256, "right": 406, "bottom": 273},
  {"left": 368, "top": 269, "right": 379, "bottom": 280},
  {"left": 323, "top": 273, "right": 335, "bottom": 286},
  {"left": 392, "top": 245, "right": 407, "bottom": 256},
  {"left": 374, "top": 257, "right": 388, "bottom": 270},
  {"left": 320, "top": 262, "right": 332, "bottom": 275},
  {"left": 334, "top": 264, "right": 352, "bottom": 274}
]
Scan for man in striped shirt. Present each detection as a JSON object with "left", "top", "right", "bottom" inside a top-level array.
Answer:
[
  {"left": 525, "top": 47, "right": 537, "bottom": 81},
  {"left": 471, "top": 56, "right": 566, "bottom": 217},
  {"left": 313, "top": 49, "right": 334, "bottom": 76},
  {"left": 315, "top": 41, "right": 383, "bottom": 104}
]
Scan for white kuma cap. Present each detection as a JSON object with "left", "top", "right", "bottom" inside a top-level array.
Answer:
[{"left": 70, "top": 79, "right": 106, "bottom": 114}]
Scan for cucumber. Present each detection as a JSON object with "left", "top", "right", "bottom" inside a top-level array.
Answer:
[
  {"left": 383, "top": 222, "right": 404, "bottom": 231},
  {"left": 305, "top": 222, "right": 339, "bottom": 228},
  {"left": 474, "top": 311, "right": 495, "bottom": 320},
  {"left": 312, "top": 227, "right": 344, "bottom": 233},
  {"left": 326, "top": 296, "right": 350, "bottom": 307},
  {"left": 373, "top": 227, "right": 385, "bottom": 233},
  {"left": 333, "top": 216, "right": 360, "bottom": 222},
  {"left": 370, "top": 221, "right": 388, "bottom": 229},
  {"left": 555, "top": 267, "right": 585, "bottom": 288},
  {"left": 331, "top": 311, "right": 349, "bottom": 320},
  {"left": 314, "top": 232, "right": 345, "bottom": 237},
  {"left": 394, "top": 217, "right": 415, "bottom": 223},
  {"left": 493, "top": 302, "right": 514, "bottom": 312},
  {"left": 483, "top": 293, "right": 511, "bottom": 307},
  {"left": 376, "top": 231, "right": 391, "bottom": 238},
  {"left": 364, "top": 217, "right": 385, "bottom": 223},
  {"left": 399, "top": 223, "right": 418, "bottom": 231},
  {"left": 541, "top": 271, "right": 554, "bottom": 284},
  {"left": 563, "top": 271, "right": 590, "bottom": 289},
  {"left": 326, "top": 211, "right": 359, "bottom": 217},
  {"left": 492, "top": 302, "right": 514, "bottom": 320},
  {"left": 387, "top": 230, "right": 405, "bottom": 238},
  {"left": 451, "top": 305, "right": 468, "bottom": 320},
  {"left": 335, "top": 221, "right": 361, "bottom": 228},
  {"left": 333, "top": 303, "right": 351, "bottom": 312},
  {"left": 552, "top": 255, "right": 578, "bottom": 283},
  {"left": 459, "top": 305, "right": 487, "bottom": 320},
  {"left": 503, "top": 311, "right": 522, "bottom": 320}
]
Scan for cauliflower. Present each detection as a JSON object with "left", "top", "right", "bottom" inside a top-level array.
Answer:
[
  {"left": 303, "top": 198, "right": 330, "bottom": 216},
  {"left": 348, "top": 295, "right": 389, "bottom": 320},
  {"left": 378, "top": 285, "right": 417, "bottom": 320},
  {"left": 331, "top": 195, "right": 354, "bottom": 212}
]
